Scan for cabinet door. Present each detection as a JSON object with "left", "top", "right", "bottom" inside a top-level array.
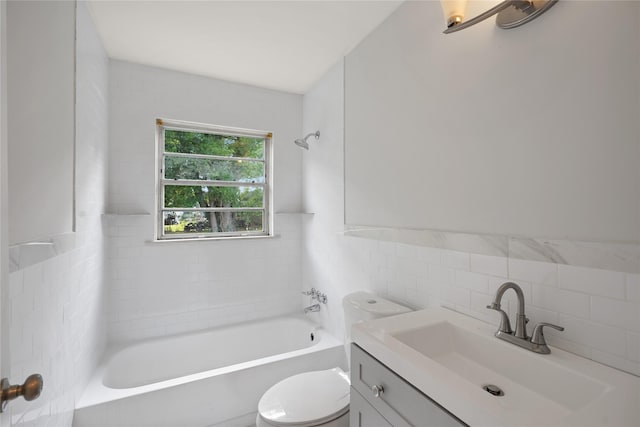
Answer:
[
  {"left": 350, "top": 387, "right": 392, "bottom": 427},
  {"left": 351, "top": 344, "right": 466, "bottom": 427}
]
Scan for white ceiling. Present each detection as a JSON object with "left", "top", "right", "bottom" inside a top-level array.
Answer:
[{"left": 88, "top": 1, "right": 403, "bottom": 94}]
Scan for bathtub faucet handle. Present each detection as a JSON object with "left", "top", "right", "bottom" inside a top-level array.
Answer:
[
  {"left": 314, "top": 292, "right": 328, "bottom": 304},
  {"left": 302, "top": 288, "right": 327, "bottom": 304}
]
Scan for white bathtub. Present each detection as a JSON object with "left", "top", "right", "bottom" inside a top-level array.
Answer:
[{"left": 74, "top": 315, "right": 346, "bottom": 427}]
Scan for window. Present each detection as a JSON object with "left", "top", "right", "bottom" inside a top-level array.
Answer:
[{"left": 156, "top": 118, "right": 271, "bottom": 240}]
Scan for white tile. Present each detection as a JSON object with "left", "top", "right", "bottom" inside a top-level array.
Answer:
[
  {"left": 396, "top": 243, "right": 419, "bottom": 259},
  {"left": 531, "top": 285, "right": 590, "bottom": 319},
  {"left": 405, "top": 288, "right": 429, "bottom": 310},
  {"left": 557, "top": 314, "right": 627, "bottom": 357},
  {"left": 558, "top": 265, "right": 626, "bottom": 299},
  {"left": 441, "top": 250, "right": 469, "bottom": 271},
  {"left": 428, "top": 265, "right": 455, "bottom": 285},
  {"left": 442, "top": 286, "right": 470, "bottom": 308},
  {"left": 470, "top": 292, "right": 501, "bottom": 324},
  {"left": 590, "top": 348, "right": 640, "bottom": 377},
  {"left": 590, "top": 297, "right": 640, "bottom": 332},
  {"left": 508, "top": 258, "right": 557, "bottom": 286},
  {"left": 626, "top": 274, "right": 640, "bottom": 302},
  {"left": 9, "top": 271, "right": 24, "bottom": 298},
  {"left": 546, "top": 335, "right": 593, "bottom": 360},
  {"left": 455, "top": 271, "right": 489, "bottom": 293},
  {"left": 628, "top": 332, "right": 640, "bottom": 362},
  {"left": 470, "top": 254, "right": 508, "bottom": 277},
  {"left": 525, "top": 305, "right": 559, "bottom": 329},
  {"left": 420, "top": 247, "right": 442, "bottom": 265}
]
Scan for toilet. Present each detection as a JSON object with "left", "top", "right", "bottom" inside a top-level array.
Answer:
[{"left": 256, "top": 292, "right": 412, "bottom": 427}]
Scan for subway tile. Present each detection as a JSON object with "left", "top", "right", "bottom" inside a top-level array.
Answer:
[
  {"left": 396, "top": 243, "right": 420, "bottom": 260},
  {"left": 557, "top": 314, "right": 627, "bottom": 357},
  {"left": 9, "top": 271, "right": 24, "bottom": 298},
  {"left": 626, "top": 274, "right": 640, "bottom": 302},
  {"left": 429, "top": 265, "right": 455, "bottom": 285},
  {"left": 628, "top": 332, "right": 640, "bottom": 362},
  {"left": 420, "top": 247, "right": 442, "bottom": 265},
  {"left": 508, "top": 258, "right": 557, "bottom": 286},
  {"left": 525, "top": 305, "right": 559, "bottom": 334},
  {"left": 531, "top": 285, "right": 590, "bottom": 319},
  {"left": 441, "top": 250, "right": 470, "bottom": 271},
  {"left": 404, "top": 288, "right": 429, "bottom": 310},
  {"left": 470, "top": 254, "right": 508, "bottom": 277},
  {"left": 442, "top": 286, "right": 471, "bottom": 308},
  {"left": 546, "top": 335, "right": 592, "bottom": 360},
  {"left": 590, "top": 297, "right": 640, "bottom": 332},
  {"left": 558, "top": 265, "right": 626, "bottom": 299},
  {"left": 455, "top": 270, "right": 489, "bottom": 293},
  {"left": 590, "top": 348, "right": 640, "bottom": 377},
  {"left": 470, "top": 292, "right": 499, "bottom": 322}
]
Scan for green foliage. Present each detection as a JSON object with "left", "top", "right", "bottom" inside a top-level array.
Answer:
[
  {"left": 162, "top": 129, "right": 265, "bottom": 233},
  {"left": 164, "top": 130, "right": 263, "bottom": 158}
]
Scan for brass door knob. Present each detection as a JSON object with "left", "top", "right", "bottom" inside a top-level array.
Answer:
[{"left": 1, "top": 374, "right": 43, "bottom": 412}]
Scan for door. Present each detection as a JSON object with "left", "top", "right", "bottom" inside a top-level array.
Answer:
[{"left": 0, "top": 0, "right": 7, "bottom": 424}]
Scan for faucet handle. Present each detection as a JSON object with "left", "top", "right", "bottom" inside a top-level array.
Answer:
[
  {"left": 486, "top": 304, "right": 513, "bottom": 334},
  {"left": 530, "top": 322, "right": 564, "bottom": 345}
]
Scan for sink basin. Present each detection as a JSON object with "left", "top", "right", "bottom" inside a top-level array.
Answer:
[{"left": 352, "top": 307, "right": 640, "bottom": 427}]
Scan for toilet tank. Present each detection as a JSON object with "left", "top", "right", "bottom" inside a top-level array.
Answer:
[{"left": 342, "top": 292, "right": 412, "bottom": 343}]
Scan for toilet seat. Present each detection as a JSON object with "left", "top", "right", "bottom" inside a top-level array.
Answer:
[{"left": 257, "top": 368, "right": 350, "bottom": 426}]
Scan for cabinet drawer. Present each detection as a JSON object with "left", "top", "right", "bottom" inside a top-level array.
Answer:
[
  {"left": 350, "top": 343, "right": 466, "bottom": 427},
  {"left": 349, "top": 387, "right": 393, "bottom": 427}
]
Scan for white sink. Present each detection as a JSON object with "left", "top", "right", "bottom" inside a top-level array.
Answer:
[{"left": 352, "top": 308, "right": 640, "bottom": 427}]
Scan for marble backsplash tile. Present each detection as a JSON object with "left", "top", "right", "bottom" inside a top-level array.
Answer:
[{"left": 344, "top": 225, "right": 639, "bottom": 274}]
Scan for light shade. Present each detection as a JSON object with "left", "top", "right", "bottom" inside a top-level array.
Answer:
[
  {"left": 440, "top": 0, "right": 468, "bottom": 28},
  {"left": 440, "top": 0, "right": 559, "bottom": 34}
]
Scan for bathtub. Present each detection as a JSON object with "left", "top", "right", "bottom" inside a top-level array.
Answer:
[{"left": 74, "top": 315, "right": 346, "bottom": 427}]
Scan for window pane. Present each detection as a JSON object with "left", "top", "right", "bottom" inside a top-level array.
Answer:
[
  {"left": 163, "top": 210, "right": 263, "bottom": 234},
  {"left": 164, "top": 129, "right": 264, "bottom": 159},
  {"left": 164, "top": 156, "right": 264, "bottom": 183},
  {"left": 164, "top": 185, "right": 264, "bottom": 209}
]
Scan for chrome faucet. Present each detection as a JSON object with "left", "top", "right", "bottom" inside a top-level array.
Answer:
[
  {"left": 302, "top": 288, "right": 327, "bottom": 314},
  {"left": 487, "top": 282, "right": 528, "bottom": 339},
  {"left": 487, "top": 281, "right": 564, "bottom": 354},
  {"left": 304, "top": 304, "right": 321, "bottom": 314}
]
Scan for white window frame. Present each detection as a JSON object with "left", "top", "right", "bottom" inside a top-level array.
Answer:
[{"left": 155, "top": 118, "right": 272, "bottom": 241}]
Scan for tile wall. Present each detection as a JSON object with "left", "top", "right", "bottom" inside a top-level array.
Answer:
[
  {"left": 349, "top": 238, "right": 639, "bottom": 376},
  {"left": 302, "top": 59, "right": 640, "bottom": 377},
  {"left": 105, "top": 61, "right": 305, "bottom": 343},
  {"left": 4, "top": 3, "right": 109, "bottom": 425},
  {"left": 105, "top": 214, "right": 303, "bottom": 342}
]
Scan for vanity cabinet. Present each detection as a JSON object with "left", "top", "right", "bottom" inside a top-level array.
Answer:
[{"left": 350, "top": 344, "right": 466, "bottom": 427}]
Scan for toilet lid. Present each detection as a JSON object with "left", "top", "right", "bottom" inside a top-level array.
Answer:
[{"left": 258, "top": 368, "right": 350, "bottom": 426}]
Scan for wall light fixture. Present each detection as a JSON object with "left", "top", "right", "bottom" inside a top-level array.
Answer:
[{"left": 440, "top": 0, "right": 558, "bottom": 34}]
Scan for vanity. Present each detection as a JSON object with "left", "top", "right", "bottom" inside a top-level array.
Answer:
[
  {"left": 350, "top": 307, "right": 640, "bottom": 427},
  {"left": 350, "top": 343, "right": 465, "bottom": 426}
]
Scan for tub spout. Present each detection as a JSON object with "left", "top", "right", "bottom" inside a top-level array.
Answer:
[{"left": 304, "top": 304, "right": 321, "bottom": 314}]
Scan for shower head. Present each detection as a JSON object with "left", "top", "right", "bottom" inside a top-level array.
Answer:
[{"left": 294, "top": 131, "right": 320, "bottom": 150}]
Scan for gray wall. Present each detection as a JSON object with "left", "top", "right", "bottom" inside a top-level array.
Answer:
[
  {"left": 345, "top": 1, "right": 640, "bottom": 243},
  {"left": 7, "top": 0, "right": 76, "bottom": 245}
]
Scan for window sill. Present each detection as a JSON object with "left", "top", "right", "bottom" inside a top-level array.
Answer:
[
  {"left": 102, "top": 212, "right": 151, "bottom": 217},
  {"left": 274, "top": 212, "right": 315, "bottom": 215},
  {"left": 147, "top": 234, "right": 279, "bottom": 244}
]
